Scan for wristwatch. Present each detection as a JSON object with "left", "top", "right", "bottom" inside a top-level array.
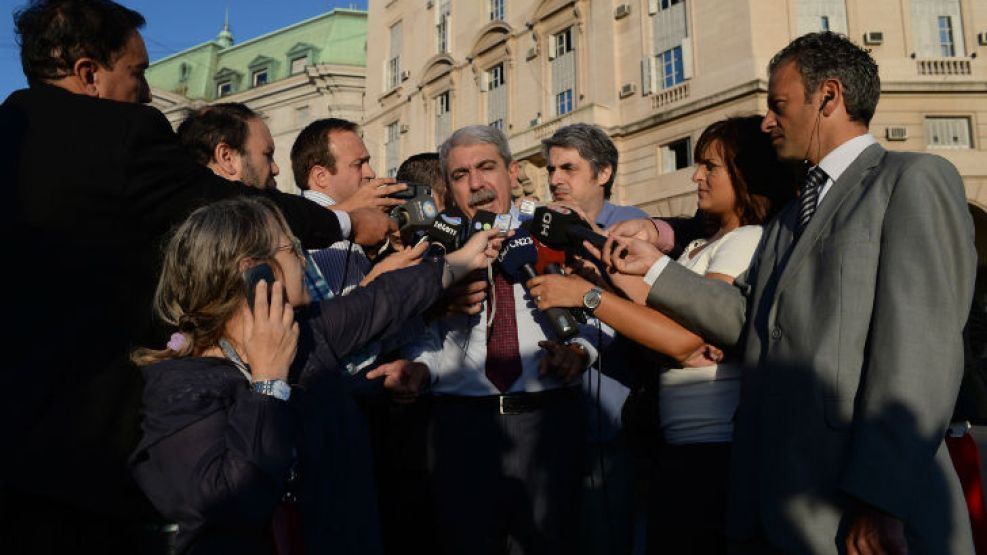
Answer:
[
  {"left": 252, "top": 379, "right": 291, "bottom": 401},
  {"left": 582, "top": 287, "right": 603, "bottom": 313}
]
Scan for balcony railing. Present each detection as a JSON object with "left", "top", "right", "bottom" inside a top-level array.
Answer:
[
  {"left": 916, "top": 58, "right": 971, "bottom": 76},
  {"left": 652, "top": 82, "right": 690, "bottom": 110}
]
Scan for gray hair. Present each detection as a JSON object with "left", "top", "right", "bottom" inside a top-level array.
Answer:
[
  {"left": 439, "top": 125, "right": 513, "bottom": 181},
  {"left": 768, "top": 32, "right": 880, "bottom": 126},
  {"left": 541, "top": 123, "right": 618, "bottom": 198}
]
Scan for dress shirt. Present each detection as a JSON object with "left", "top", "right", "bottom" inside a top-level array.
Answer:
[
  {"left": 643, "top": 133, "right": 877, "bottom": 284},
  {"left": 302, "top": 189, "right": 352, "bottom": 239},
  {"left": 407, "top": 205, "right": 606, "bottom": 396},
  {"left": 300, "top": 190, "right": 370, "bottom": 295}
]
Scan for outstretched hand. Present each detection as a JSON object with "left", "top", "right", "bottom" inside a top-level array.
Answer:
[
  {"left": 334, "top": 178, "right": 407, "bottom": 213},
  {"left": 526, "top": 273, "right": 593, "bottom": 311},
  {"left": 590, "top": 235, "right": 663, "bottom": 277},
  {"left": 538, "top": 340, "right": 588, "bottom": 383},
  {"left": 361, "top": 239, "right": 428, "bottom": 286},
  {"left": 444, "top": 228, "right": 508, "bottom": 286}
]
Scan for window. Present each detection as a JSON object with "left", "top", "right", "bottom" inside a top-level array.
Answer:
[
  {"left": 485, "top": 63, "right": 507, "bottom": 130},
  {"left": 926, "top": 116, "right": 971, "bottom": 148},
  {"left": 179, "top": 63, "right": 190, "bottom": 83},
  {"left": 551, "top": 28, "right": 576, "bottom": 116},
  {"left": 489, "top": 0, "right": 504, "bottom": 20},
  {"left": 385, "top": 122, "right": 401, "bottom": 177},
  {"left": 660, "top": 137, "right": 691, "bottom": 173},
  {"left": 658, "top": 46, "right": 684, "bottom": 89},
  {"left": 437, "top": 0, "right": 451, "bottom": 54},
  {"left": 435, "top": 92, "right": 452, "bottom": 147},
  {"left": 252, "top": 69, "right": 269, "bottom": 87},
  {"left": 554, "top": 27, "right": 574, "bottom": 58},
  {"left": 217, "top": 81, "right": 233, "bottom": 97},
  {"left": 556, "top": 90, "right": 573, "bottom": 116},
  {"left": 659, "top": 0, "right": 684, "bottom": 8},
  {"left": 290, "top": 56, "right": 307, "bottom": 75},
  {"left": 388, "top": 23, "right": 402, "bottom": 89},
  {"left": 821, "top": 15, "right": 830, "bottom": 31},
  {"left": 911, "top": 0, "right": 965, "bottom": 58},
  {"left": 796, "top": 0, "right": 848, "bottom": 35},
  {"left": 938, "top": 16, "right": 955, "bottom": 57}
]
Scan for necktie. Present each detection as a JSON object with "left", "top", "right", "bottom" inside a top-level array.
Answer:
[
  {"left": 485, "top": 272, "right": 522, "bottom": 393},
  {"left": 796, "top": 166, "right": 827, "bottom": 239}
]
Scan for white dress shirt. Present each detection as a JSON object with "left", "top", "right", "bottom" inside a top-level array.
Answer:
[
  {"left": 301, "top": 189, "right": 369, "bottom": 295},
  {"left": 406, "top": 207, "right": 607, "bottom": 396}
]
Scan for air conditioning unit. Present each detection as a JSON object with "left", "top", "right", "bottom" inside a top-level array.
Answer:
[
  {"left": 400, "top": 124, "right": 410, "bottom": 134},
  {"left": 426, "top": 0, "right": 434, "bottom": 8},
  {"left": 863, "top": 31, "right": 884, "bottom": 45},
  {"left": 978, "top": 32, "right": 987, "bottom": 46},
  {"left": 526, "top": 46, "right": 539, "bottom": 60},
  {"left": 400, "top": 70, "right": 411, "bottom": 81},
  {"left": 619, "top": 83, "right": 637, "bottom": 98},
  {"left": 885, "top": 126, "right": 907, "bottom": 141},
  {"left": 614, "top": 4, "right": 631, "bottom": 19},
  {"left": 529, "top": 116, "right": 542, "bottom": 127}
]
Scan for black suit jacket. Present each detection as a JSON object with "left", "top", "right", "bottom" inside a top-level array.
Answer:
[{"left": 0, "top": 85, "right": 344, "bottom": 519}]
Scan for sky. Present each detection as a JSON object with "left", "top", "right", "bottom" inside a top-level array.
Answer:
[{"left": 0, "top": 0, "right": 368, "bottom": 99}]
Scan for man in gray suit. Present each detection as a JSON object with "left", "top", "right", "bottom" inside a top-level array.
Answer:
[{"left": 606, "top": 32, "right": 975, "bottom": 554}]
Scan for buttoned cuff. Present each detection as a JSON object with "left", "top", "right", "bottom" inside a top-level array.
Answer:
[
  {"left": 332, "top": 209, "right": 351, "bottom": 240},
  {"left": 642, "top": 255, "right": 671, "bottom": 286}
]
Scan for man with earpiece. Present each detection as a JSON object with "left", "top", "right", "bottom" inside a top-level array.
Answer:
[{"left": 611, "top": 32, "right": 976, "bottom": 554}]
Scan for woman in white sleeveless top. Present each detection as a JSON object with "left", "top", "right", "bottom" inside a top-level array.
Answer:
[{"left": 528, "top": 115, "right": 796, "bottom": 554}]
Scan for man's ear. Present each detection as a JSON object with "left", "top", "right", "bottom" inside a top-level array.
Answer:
[
  {"left": 212, "top": 142, "right": 240, "bottom": 178},
  {"left": 595, "top": 164, "right": 613, "bottom": 188},
  {"left": 308, "top": 164, "right": 329, "bottom": 191},
  {"left": 72, "top": 57, "right": 100, "bottom": 97}
]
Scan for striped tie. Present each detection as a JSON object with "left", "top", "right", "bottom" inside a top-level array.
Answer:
[{"left": 796, "top": 167, "right": 827, "bottom": 239}]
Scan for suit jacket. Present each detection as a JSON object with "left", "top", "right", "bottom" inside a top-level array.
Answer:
[
  {"left": 647, "top": 144, "right": 975, "bottom": 553},
  {"left": 0, "top": 85, "right": 344, "bottom": 520}
]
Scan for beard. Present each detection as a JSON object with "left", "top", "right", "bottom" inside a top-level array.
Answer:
[{"left": 241, "top": 161, "right": 276, "bottom": 190}]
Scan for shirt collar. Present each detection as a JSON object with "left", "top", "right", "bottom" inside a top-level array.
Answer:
[
  {"left": 301, "top": 189, "right": 336, "bottom": 208},
  {"left": 816, "top": 133, "right": 877, "bottom": 182}
]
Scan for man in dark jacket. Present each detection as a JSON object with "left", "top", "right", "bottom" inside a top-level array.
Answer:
[{"left": 0, "top": 1, "right": 389, "bottom": 551}]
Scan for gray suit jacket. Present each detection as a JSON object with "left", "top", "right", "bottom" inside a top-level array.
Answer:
[{"left": 647, "top": 144, "right": 975, "bottom": 553}]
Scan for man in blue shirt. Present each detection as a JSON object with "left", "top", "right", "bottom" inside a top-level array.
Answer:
[{"left": 542, "top": 123, "right": 648, "bottom": 555}]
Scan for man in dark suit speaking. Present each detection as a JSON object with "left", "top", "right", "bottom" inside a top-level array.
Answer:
[
  {"left": 0, "top": 1, "right": 390, "bottom": 551},
  {"left": 608, "top": 32, "right": 976, "bottom": 553}
]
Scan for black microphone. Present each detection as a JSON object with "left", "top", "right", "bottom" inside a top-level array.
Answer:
[
  {"left": 529, "top": 205, "right": 608, "bottom": 251},
  {"left": 497, "top": 228, "right": 579, "bottom": 340},
  {"left": 425, "top": 210, "right": 465, "bottom": 256}
]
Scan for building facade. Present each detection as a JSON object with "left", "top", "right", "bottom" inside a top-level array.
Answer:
[
  {"left": 146, "top": 9, "right": 368, "bottom": 193},
  {"left": 363, "top": 0, "right": 986, "bottom": 222}
]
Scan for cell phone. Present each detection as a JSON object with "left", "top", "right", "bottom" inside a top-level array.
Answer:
[{"left": 242, "top": 263, "right": 276, "bottom": 311}]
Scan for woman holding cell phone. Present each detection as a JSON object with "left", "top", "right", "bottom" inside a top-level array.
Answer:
[{"left": 129, "top": 197, "right": 501, "bottom": 554}]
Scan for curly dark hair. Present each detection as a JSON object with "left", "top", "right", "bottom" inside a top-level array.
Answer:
[
  {"left": 694, "top": 115, "right": 797, "bottom": 231},
  {"left": 768, "top": 32, "right": 880, "bottom": 125},
  {"left": 14, "top": 0, "right": 145, "bottom": 85}
]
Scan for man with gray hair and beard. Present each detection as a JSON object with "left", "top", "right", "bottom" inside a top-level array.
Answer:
[{"left": 405, "top": 125, "right": 606, "bottom": 554}]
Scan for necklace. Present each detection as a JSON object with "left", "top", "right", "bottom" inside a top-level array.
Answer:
[{"left": 218, "top": 338, "right": 252, "bottom": 382}]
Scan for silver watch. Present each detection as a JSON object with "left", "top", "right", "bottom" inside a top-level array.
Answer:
[
  {"left": 582, "top": 287, "right": 603, "bottom": 312},
  {"left": 252, "top": 379, "right": 291, "bottom": 401}
]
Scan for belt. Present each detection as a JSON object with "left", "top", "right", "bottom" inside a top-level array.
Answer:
[{"left": 434, "top": 387, "right": 578, "bottom": 415}]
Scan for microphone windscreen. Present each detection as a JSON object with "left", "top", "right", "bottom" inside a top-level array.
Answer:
[
  {"left": 532, "top": 237, "right": 567, "bottom": 275},
  {"left": 496, "top": 227, "right": 538, "bottom": 282},
  {"left": 530, "top": 205, "right": 589, "bottom": 249}
]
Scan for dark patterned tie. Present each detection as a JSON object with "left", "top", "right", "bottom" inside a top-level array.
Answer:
[
  {"left": 796, "top": 166, "right": 828, "bottom": 239},
  {"left": 485, "top": 272, "right": 522, "bottom": 392}
]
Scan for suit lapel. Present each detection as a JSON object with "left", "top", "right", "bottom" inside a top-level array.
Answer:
[{"left": 773, "top": 143, "right": 885, "bottom": 298}]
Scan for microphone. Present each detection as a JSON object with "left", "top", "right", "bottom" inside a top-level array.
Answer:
[
  {"left": 496, "top": 228, "right": 579, "bottom": 340},
  {"left": 425, "top": 210, "right": 465, "bottom": 256},
  {"left": 528, "top": 205, "right": 608, "bottom": 251},
  {"left": 472, "top": 209, "right": 513, "bottom": 236}
]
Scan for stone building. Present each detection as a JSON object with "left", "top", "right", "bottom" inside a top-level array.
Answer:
[
  {"left": 362, "top": 0, "right": 986, "bottom": 223},
  {"left": 146, "top": 9, "right": 368, "bottom": 193}
]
